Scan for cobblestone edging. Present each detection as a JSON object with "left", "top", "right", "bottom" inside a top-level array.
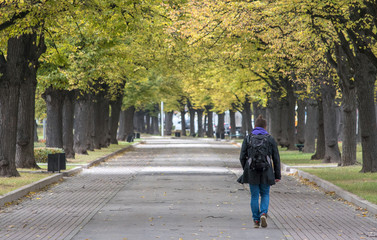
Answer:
[{"left": 0, "top": 142, "right": 142, "bottom": 208}]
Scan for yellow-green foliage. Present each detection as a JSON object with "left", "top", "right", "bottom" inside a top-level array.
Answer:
[{"left": 34, "top": 148, "right": 64, "bottom": 163}]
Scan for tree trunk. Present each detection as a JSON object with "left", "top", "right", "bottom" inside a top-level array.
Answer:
[
  {"left": 165, "top": 111, "right": 174, "bottom": 136},
  {"left": 180, "top": 110, "right": 187, "bottom": 136},
  {"left": 296, "top": 100, "right": 306, "bottom": 144},
  {"left": 16, "top": 65, "right": 39, "bottom": 168},
  {"left": 320, "top": 78, "right": 341, "bottom": 163},
  {"left": 124, "top": 106, "right": 136, "bottom": 140},
  {"left": 134, "top": 111, "right": 145, "bottom": 133},
  {"left": 216, "top": 113, "right": 225, "bottom": 137},
  {"left": 253, "top": 102, "right": 261, "bottom": 122},
  {"left": 267, "top": 93, "right": 282, "bottom": 143},
  {"left": 118, "top": 110, "right": 126, "bottom": 141},
  {"left": 312, "top": 99, "right": 326, "bottom": 160},
  {"left": 187, "top": 101, "right": 196, "bottom": 136},
  {"left": 109, "top": 96, "right": 122, "bottom": 144},
  {"left": 340, "top": 85, "right": 357, "bottom": 166},
  {"left": 139, "top": 111, "right": 146, "bottom": 133},
  {"left": 146, "top": 113, "right": 152, "bottom": 134},
  {"left": 230, "top": 110, "right": 236, "bottom": 136},
  {"left": 287, "top": 90, "right": 297, "bottom": 150},
  {"left": 303, "top": 101, "right": 317, "bottom": 153},
  {"left": 34, "top": 120, "right": 38, "bottom": 142},
  {"left": 242, "top": 97, "right": 253, "bottom": 134},
  {"left": 336, "top": 106, "right": 343, "bottom": 141},
  {"left": 73, "top": 94, "right": 91, "bottom": 154},
  {"left": 355, "top": 53, "right": 377, "bottom": 172},
  {"left": 0, "top": 38, "right": 26, "bottom": 177},
  {"left": 279, "top": 99, "right": 290, "bottom": 148},
  {"left": 92, "top": 94, "right": 103, "bottom": 149},
  {"left": 43, "top": 87, "right": 64, "bottom": 148},
  {"left": 99, "top": 97, "right": 110, "bottom": 148},
  {"left": 197, "top": 109, "right": 204, "bottom": 137},
  {"left": 62, "top": 91, "right": 75, "bottom": 159},
  {"left": 152, "top": 116, "right": 159, "bottom": 135},
  {"left": 206, "top": 107, "right": 214, "bottom": 137}
]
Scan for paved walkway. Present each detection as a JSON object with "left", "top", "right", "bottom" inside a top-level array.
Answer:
[{"left": 0, "top": 138, "right": 376, "bottom": 240}]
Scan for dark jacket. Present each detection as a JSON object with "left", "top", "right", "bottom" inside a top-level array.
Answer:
[{"left": 238, "top": 131, "right": 281, "bottom": 185}]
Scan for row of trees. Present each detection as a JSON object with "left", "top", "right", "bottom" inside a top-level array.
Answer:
[{"left": 1, "top": 0, "right": 377, "bottom": 177}]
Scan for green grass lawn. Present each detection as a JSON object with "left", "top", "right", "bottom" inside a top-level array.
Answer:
[
  {"left": 279, "top": 150, "right": 324, "bottom": 165},
  {"left": 0, "top": 173, "right": 52, "bottom": 195}
]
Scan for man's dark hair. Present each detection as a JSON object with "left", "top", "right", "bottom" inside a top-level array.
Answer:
[{"left": 255, "top": 115, "right": 267, "bottom": 128}]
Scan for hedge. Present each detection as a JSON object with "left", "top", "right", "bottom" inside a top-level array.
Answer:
[{"left": 34, "top": 148, "right": 64, "bottom": 163}]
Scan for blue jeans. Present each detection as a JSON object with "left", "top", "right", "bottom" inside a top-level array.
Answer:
[{"left": 249, "top": 184, "right": 270, "bottom": 221}]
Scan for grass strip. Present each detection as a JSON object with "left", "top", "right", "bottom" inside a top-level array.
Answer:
[{"left": 0, "top": 173, "right": 51, "bottom": 196}]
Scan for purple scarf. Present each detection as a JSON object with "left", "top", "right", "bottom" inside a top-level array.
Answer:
[{"left": 251, "top": 127, "right": 269, "bottom": 135}]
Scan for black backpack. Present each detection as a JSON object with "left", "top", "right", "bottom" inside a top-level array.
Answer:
[{"left": 247, "top": 134, "right": 270, "bottom": 172}]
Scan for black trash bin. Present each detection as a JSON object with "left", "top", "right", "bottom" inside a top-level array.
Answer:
[
  {"left": 127, "top": 134, "right": 134, "bottom": 142},
  {"left": 136, "top": 133, "right": 140, "bottom": 139},
  {"left": 175, "top": 131, "right": 181, "bottom": 137}
]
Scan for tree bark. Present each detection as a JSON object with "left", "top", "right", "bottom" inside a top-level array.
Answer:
[
  {"left": 355, "top": 53, "right": 377, "bottom": 172},
  {"left": 267, "top": 93, "right": 282, "bottom": 143},
  {"left": 312, "top": 99, "right": 326, "bottom": 160},
  {"left": 139, "top": 111, "right": 146, "bottom": 133},
  {"left": 320, "top": 77, "right": 341, "bottom": 163},
  {"left": 242, "top": 97, "right": 253, "bottom": 134},
  {"left": 180, "top": 110, "right": 187, "bottom": 136},
  {"left": 16, "top": 63, "right": 39, "bottom": 168},
  {"left": 197, "top": 109, "right": 204, "bottom": 137},
  {"left": 62, "top": 91, "right": 75, "bottom": 159},
  {"left": 43, "top": 87, "right": 64, "bottom": 148},
  {"left": 134, "top": 111, "right": 145, "bottom": 133},
  {"left": 73, "top": 94, "right": 91, "bottom": 154},
  {"left": 152, "top": 116, "right": 159, "bottom": 135},
  {"left": 146, "top": 112, "right": 152, "bottom": 134},
  {"left": 92, "top": 94, "right": 102, "bottom": 149},
  {"left": 34, "top": 120, "right": 38, "bottom": 142},
  {"left": 0, "top": 36, "right": 35, "bottom": 177},
  {"left": 230, "top": 109, "right": 236, "bottom": 136},
  {"left": 280, "top": 80, "right": 296, "bottom": 150},
  {"left": 118, "top": 110, "right": 126, "bottom": 141},
  {"left": 165, "top": 111, "right": 174, "bottom": 136},
  {"left": 99, "top": 96, "right": 110, "bottom": 148},
  {"left": 303, "top": 101, "right": 317, "bottom": 153},
  {"left": 109, "top": 96, "right": 122, "bottom": 144},
  {"left": 340, "top": 85, "right": 357, "bottom": 166},
  {"left": 187, "top": 100, "right": 196, "bottom": 137},
  {"left": 296, "top": 100, "right": 306, "bottom": 144},
  {"left": 206, "top": 106, "right": 214, "bottom": 137},
  {"left": 216, "top": 113, "right": 225, "bottom": 137},
  {"left": 124, "top": 106, "right": 136, "bottom": 140}
]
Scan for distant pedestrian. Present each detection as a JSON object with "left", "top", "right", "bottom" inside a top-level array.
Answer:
[{"left": 238, "top": 115, "right": 281, "bottom": 228}]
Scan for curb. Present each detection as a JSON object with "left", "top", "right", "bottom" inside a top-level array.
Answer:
[{"left": 0, "top": 142, "right": 142, "bottom": 208}]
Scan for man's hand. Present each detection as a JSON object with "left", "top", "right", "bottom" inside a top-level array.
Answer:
[{"left": 275, "top": 179, "right": 280, "bottom": 183}]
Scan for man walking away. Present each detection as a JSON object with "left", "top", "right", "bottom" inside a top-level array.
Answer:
[{"left": 238, "top": 115, "right": 281, "bottom": 228}]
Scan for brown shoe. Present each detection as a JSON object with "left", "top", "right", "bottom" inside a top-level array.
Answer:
[
  {"left": 261, "top": 214, "right": 267, "bottom": 228},
  {"left": 253, "top": 220, "right": 260, "bottom": 228}
]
